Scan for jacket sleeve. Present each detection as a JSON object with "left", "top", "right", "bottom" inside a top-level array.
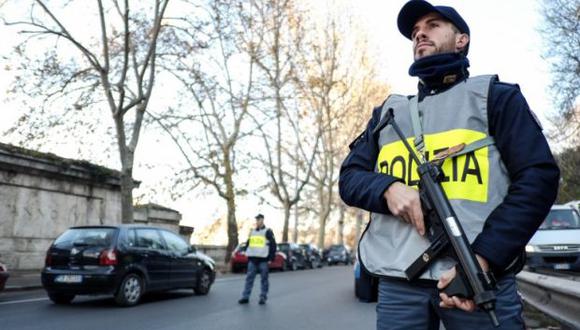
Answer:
[
  {"left": 471, "top": 81, "right": 560, "bottom": 273},
  {"left": 339, "top": 104, "right": 402, "bottom": 214},
  {"left": 266, "top": 229, "right": 277, "bottom": 261}
]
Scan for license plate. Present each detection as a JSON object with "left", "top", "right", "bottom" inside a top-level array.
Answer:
[
  {"left": 55, "top": 275, "right": 83, "bottom": 283},
  {"left": 554, "top": 263, "right": 571, "bottom": 270}
]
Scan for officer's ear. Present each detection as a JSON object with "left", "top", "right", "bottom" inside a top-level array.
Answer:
[{"left": 455, "top": 33, "right": 469, "bottom": 54}]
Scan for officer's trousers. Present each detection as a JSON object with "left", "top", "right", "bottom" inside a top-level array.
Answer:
[{"left": 376, "top": 274, "right": 525, "bottom": 330}]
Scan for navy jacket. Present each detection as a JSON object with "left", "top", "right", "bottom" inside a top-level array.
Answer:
[{"left": 339, "top": 77, "right": 560, "bottom": 274}]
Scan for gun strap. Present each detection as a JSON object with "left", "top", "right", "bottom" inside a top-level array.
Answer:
[
  {"left": 409, "top": 95, "right": 495, "bottom": 158},
  {"left": 409, "top": 96, "right": 425, "bottom": 154}
]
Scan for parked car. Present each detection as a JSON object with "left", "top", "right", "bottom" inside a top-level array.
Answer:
[
  {"left": 0, "top": 262, "right": 9, "bottom": 292},
  {"left": 354, "top": 258, "right": 378, "bottom": 303},
  {"left": 526, "top": 204, "right": 580, "bottom": 271},
  {"left": 299, "top": 243, "right": 323, "bottom": 269},
  {"left": 42, "top": 225, "right": 216, "bottom": 306},
  {"left": 277, "top": 243, "right": 308, "bottom": 271},
  {"left": 325, "top": 244, "right": 352, "bottom": 265},
  {"left": 230, "top": 243, "right": 286, "bottom": 273}
]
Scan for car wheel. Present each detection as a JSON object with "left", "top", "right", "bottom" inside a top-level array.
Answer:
[
  {"left": 48, "top": 293, "right": 75, "bottom": 305},
  {"left": 280, "top": 261, "right": 287, "bottom": 272},
  {"left": 290, "top": 261, "right": 298, "bottom": 271},
  {"left": 115, "top": 273, "right": 143, "bottom": 307},
  {"left": 194, "top": 269, "right": 212, "bottom": 295}
]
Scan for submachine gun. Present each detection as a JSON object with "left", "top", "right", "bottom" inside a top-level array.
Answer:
[{"left": 374, "top": 108, "right": 500, "bottom": 327}]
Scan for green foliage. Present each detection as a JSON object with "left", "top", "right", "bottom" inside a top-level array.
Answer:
[{"left": 555, "top": 145, "right": 580, "bottom": 203}]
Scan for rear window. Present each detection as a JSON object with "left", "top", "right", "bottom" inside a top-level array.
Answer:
[
  {"left": 53, "top": 228, "right": 116, "bottom": 248},
  {"left": 539, "top": 209, "right": 580, "bottom": 230}
]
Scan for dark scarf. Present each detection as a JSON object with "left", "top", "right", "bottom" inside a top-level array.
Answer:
[{"left": 408, "top": 53, "right": 470, "bottom": 92}]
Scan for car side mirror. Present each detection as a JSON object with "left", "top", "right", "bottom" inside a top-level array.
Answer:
[{"left": 189, "top": 245, "right": 197, "bottom": 253}]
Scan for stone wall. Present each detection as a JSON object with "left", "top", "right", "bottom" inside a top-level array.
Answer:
[
  {"left": 134, "top": 203, "right": 193, "bottom": 242},
  {"left": 0, "top": 143, "right": 123, "bottom": 270}
]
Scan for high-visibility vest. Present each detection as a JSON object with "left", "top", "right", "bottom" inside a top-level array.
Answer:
[
  {"left": 359, "top": 75, "right": 510, "bottom": 280},
  {"left": 246, "top": 227, "right": 270, "bottom": 258}
]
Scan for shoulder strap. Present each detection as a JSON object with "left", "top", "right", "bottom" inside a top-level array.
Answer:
[
  {"left": 409, "top": 95, "right": 495, "bottom": 158},
  {"left": 453, "top": 137, "right": 496, "bottom": 158},
  {"left": 409, "top": 96, "right": 425, "bottom": 154}
]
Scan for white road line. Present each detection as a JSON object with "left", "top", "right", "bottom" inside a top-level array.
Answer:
[
  {"left": 0, "top": 297, "right": 49, "bottom": 305},
  {"left": 214, "top": 277, "right": 242, "bottom": 283}
]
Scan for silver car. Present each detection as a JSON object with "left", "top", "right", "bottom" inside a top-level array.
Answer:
[{"left": 525, "top": 204, "right": 580, "bottom": 271}]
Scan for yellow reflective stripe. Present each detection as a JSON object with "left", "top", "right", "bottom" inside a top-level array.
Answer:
[
  {"left": 377, "top": 129, "right": 489, "bottom": 202},
  {"left": 249, "top": 236, "right": 266, "bottom": 248}
]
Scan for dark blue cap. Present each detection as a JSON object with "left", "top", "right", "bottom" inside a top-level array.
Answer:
[
  {"left": 397, "top": 1, "right": 470, "bottom": 41},
  {"left": 255, "top": 213, "right": 264, "bottom": 220}
]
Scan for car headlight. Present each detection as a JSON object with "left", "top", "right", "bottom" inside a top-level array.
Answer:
[{"left": 525, "top": 245, "right": 537, "bottom": 253}]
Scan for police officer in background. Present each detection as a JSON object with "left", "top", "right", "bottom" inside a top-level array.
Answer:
[
  {"left": 339, "top": 1, "right": 560, "bottom": 329},
  {"left": 238, "top": 213, "right": 277, "bottom": 305}
]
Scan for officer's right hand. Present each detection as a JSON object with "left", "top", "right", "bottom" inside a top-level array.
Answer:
[{"left": 383, "top": 182, "right": 425, "bottom": 236}]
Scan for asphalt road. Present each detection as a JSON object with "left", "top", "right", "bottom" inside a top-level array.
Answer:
[{"left": 0, "top": 265, "right": 376, "bottom": 330}]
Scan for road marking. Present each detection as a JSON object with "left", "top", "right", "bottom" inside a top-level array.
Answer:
[
  {"left": 0, "top": 297, "right": 48, "bottom": 305},
  {"left": 214, "top": 277, "right": 242, "bottom": 283}
]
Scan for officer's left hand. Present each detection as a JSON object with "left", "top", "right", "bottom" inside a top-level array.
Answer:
[{"left": 437, "top": 255, "right": 489, "bottom": 312}]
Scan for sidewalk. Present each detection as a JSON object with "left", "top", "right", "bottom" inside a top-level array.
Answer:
[{"left": 3, "top": 270, "right": 42, "bottom": 292}]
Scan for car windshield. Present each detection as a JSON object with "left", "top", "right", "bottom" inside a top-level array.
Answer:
[
  {"left": 539, "top": 209, "right": 580, "bottom": 230},
  {"left": 278, "top": 243, "right": 289, "bottom": 251},
  {"left": 329, "top": 245, "right": 344, "bottom": 251},
  {"left": 53, "top": 228, "right": 116, "bottom": 248}
]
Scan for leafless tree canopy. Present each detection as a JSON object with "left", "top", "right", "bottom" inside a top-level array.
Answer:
[
  {"left": 541, "top": 0, "right": 580, "bottom": 145},
  {"left": 3, "top": 0, "right": 391, "bottom": 250}
]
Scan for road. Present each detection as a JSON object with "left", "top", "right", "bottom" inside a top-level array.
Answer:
[
  {"left": 0, "top": 265, "right": 375, "bottom": 330},
  {"left": 0, "top": 265, "right": 571, "bottom": 330}
]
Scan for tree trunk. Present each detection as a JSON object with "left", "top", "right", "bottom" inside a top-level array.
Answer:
[
  {"left": 282, "top": 202, "right": 291, "bottom": 242},
  {"left": 337, "top": 203, "right": 345, "bottom": 245},
  {"left": 224, "top": 160, "right": 239, "bottom": 263},
  {"left": 317, "top": 185, "right": 331, "bottom": 248},
  {"left": 120, "top": 169, "right": 135, "bottom": 223},
  {"left": 292, "top": 202, "right": 299, "bottom": 242}
]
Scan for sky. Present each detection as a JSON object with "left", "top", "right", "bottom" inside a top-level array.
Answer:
[
  {"left": 0, "top": 0, "right": 557, "bottom": 242},
  {"left": 353, "top": 0, "right": 552, "bottom": 123}
]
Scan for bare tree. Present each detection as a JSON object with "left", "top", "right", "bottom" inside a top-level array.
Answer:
[
  {"left": 150, "top": 0, "right": 257, "bottom": 261},
  {"left": 241, "top": 0, "right": 321, "bottom": 242},
  {"left": 295, "top": 7, "right": 389, "bottom": 248},
  {"left": 4, "top": 0, "right": 171, "bottom": 222},
  {"left": 540, "top": 0, "right": 580, "bottom": 145}
]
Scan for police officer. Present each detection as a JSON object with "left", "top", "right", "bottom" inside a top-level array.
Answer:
[
  {"left": 339, "top": 1, "right": 560, "bottom": 329},
  {"left": 238, "top": 213, "right": 277, "bottom": 305}
]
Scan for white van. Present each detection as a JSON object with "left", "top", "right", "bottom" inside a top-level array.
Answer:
[{"left": 525, "top": 204, "right": 580, "bottom": 271}]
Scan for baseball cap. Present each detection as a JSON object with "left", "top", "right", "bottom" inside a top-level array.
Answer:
[
  {"left": 255, "top": 214, "right": 264, "bottom": 220},
  {"left": 397, "top": 0, "right": 470, "bottom": 41}
]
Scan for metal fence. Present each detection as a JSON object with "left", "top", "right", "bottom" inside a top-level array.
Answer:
[{"left": 516, "top": 270, "right": 580, "bottom": 329}]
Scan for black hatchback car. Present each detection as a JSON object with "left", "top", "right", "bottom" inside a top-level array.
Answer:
[
  {"left": 299, "top": 243, "right": 323, "bottom": 269},
  {"left": 42, "top": 225, "right": 216, "bottom": 306},
  {"left": 277, "top": 243, "right": 307, "bottom": 271}
]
